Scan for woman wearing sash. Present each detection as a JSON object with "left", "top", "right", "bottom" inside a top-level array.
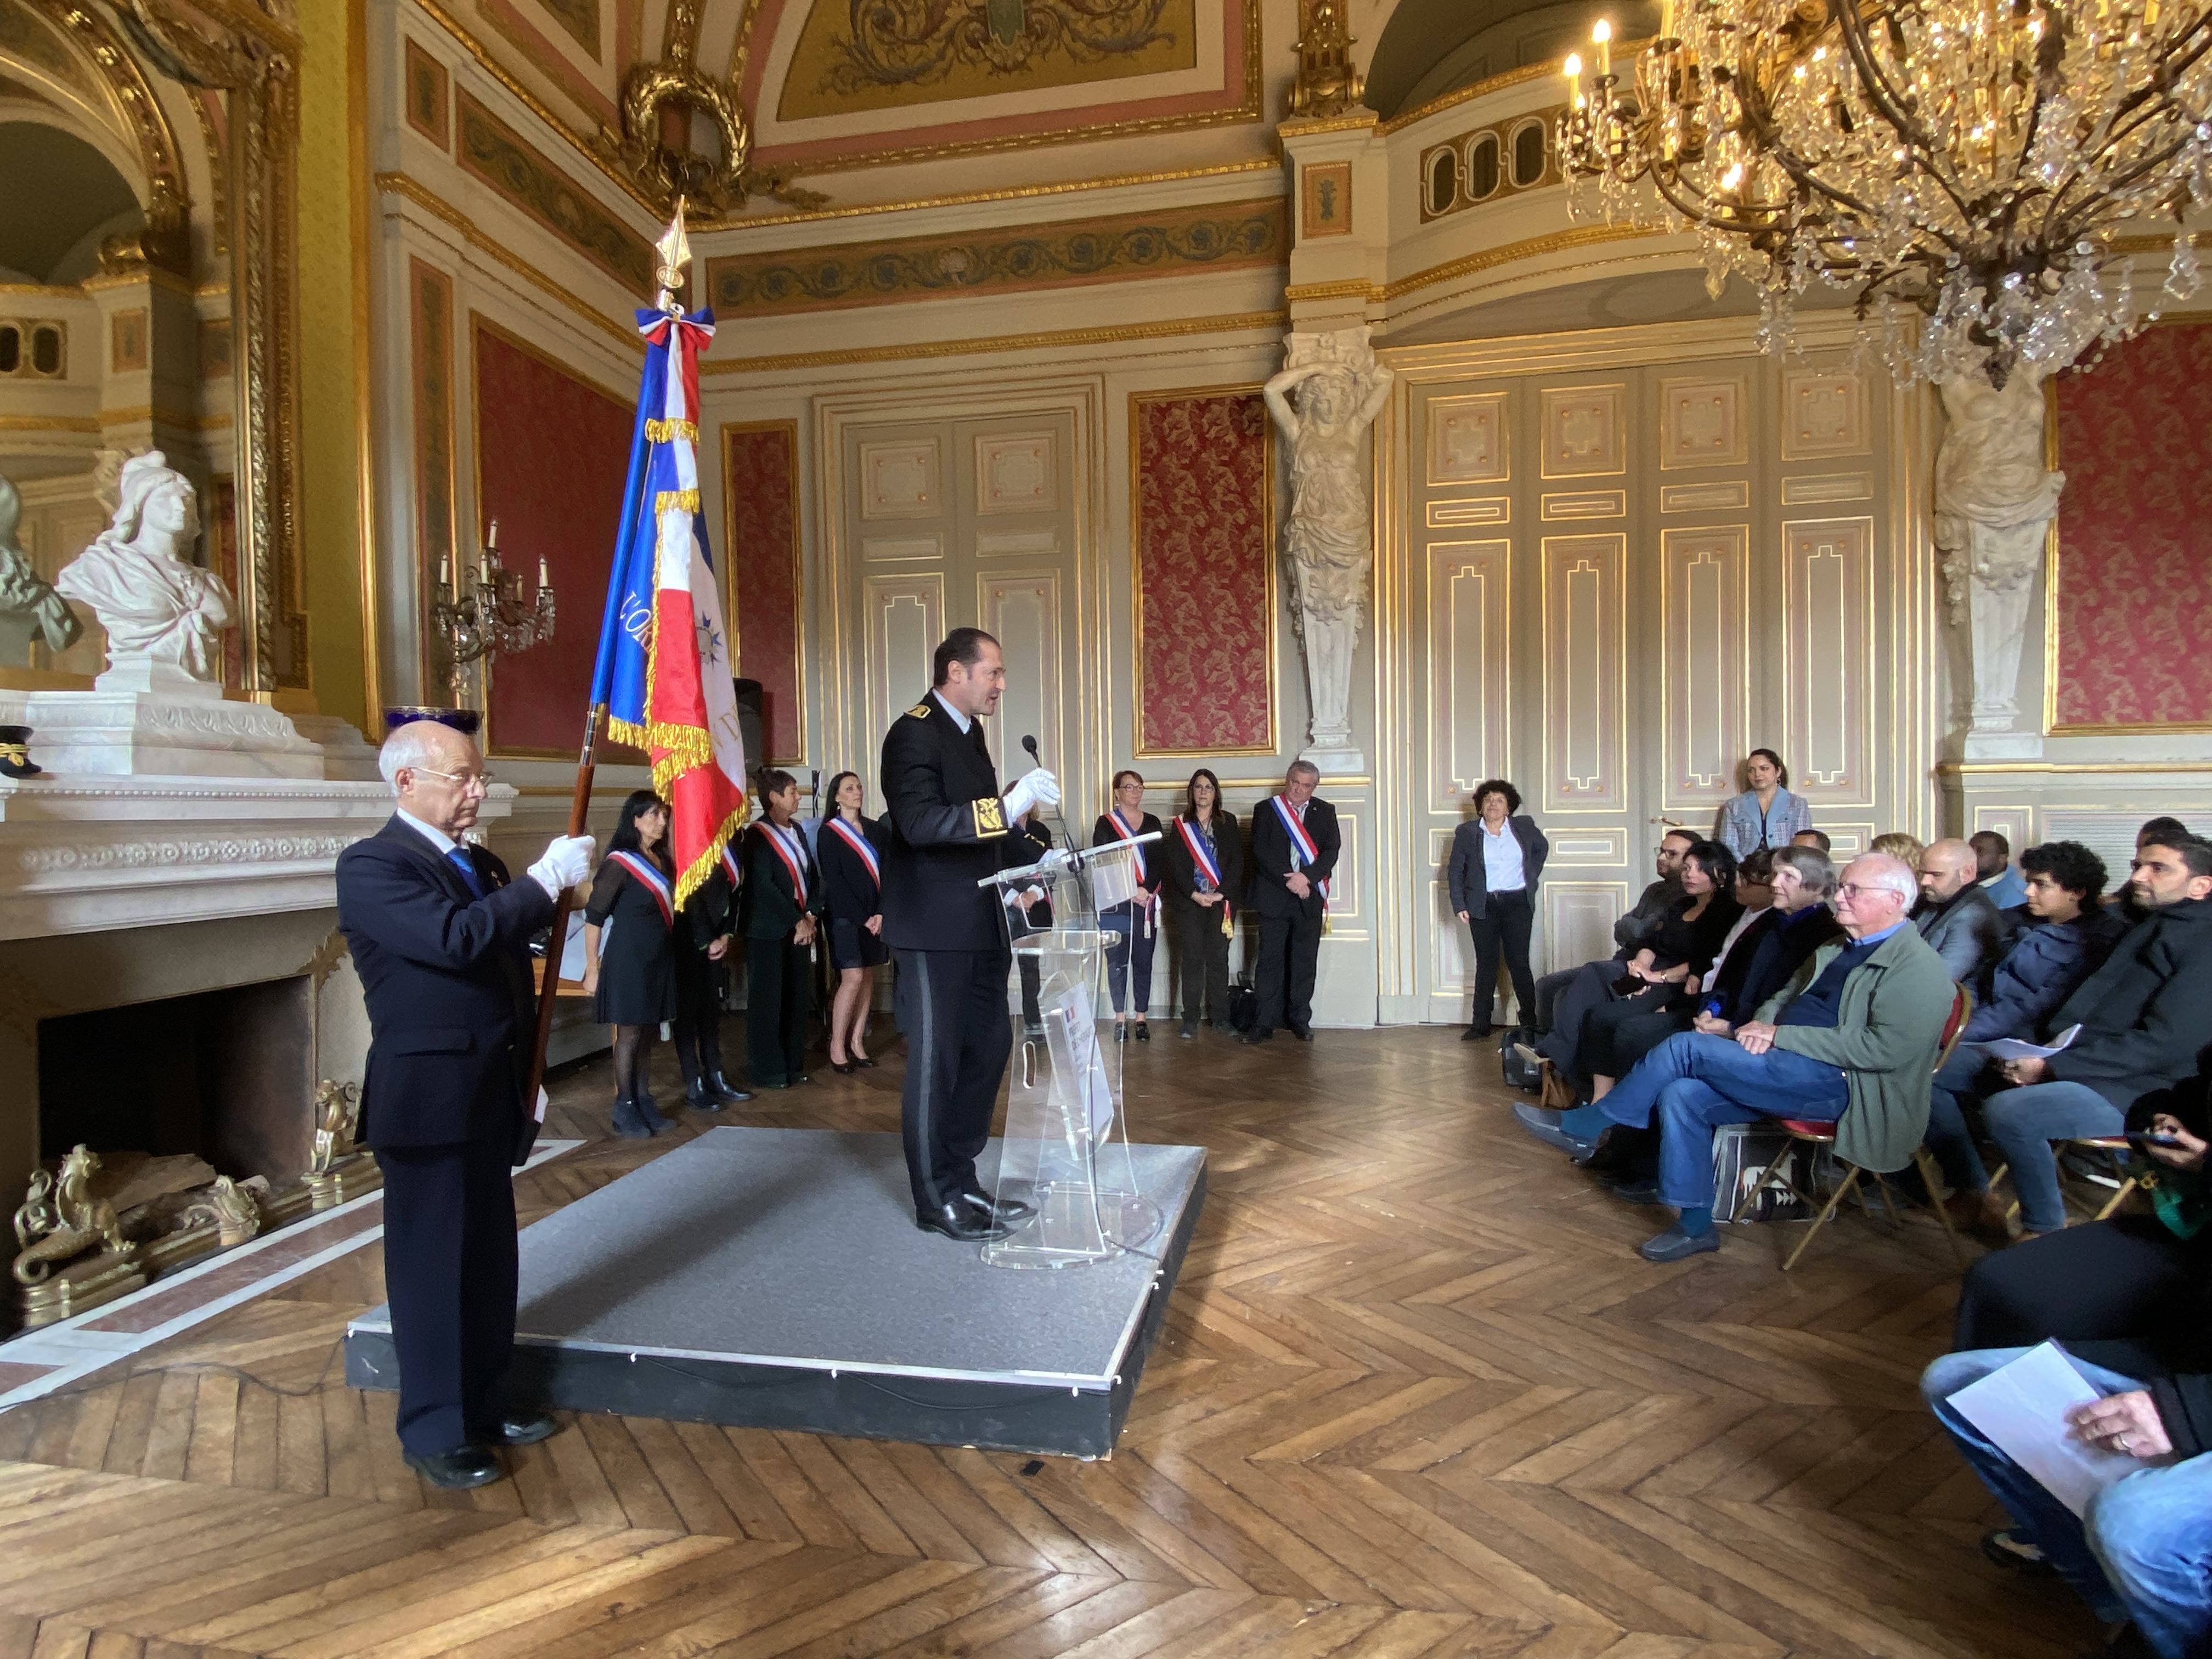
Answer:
[
  {"left": 582, "top": 790, "right": 678, "bottom": 1138},
  {"left": 1093, "top": 770, "right": 1165, "bottom": 1041},
  {"left": 819, "top": 770, "right": 889, "bottom": 1074},
  {"left": 1161, "top": 768, "right": 1242, "bottom": 1039},
  {"left": 742, "top": 768, "right": 822, "bottom": 1089}
]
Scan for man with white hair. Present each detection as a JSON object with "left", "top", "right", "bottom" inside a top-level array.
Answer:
[
  {"left": 1515, "top": 853, "right": 1954, "bottom": 1261},
  {"left": 336, "top": 719, "right": 594, "bottom": 1488}
]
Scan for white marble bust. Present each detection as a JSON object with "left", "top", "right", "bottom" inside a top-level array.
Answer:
[{"left": 56, "top": 452, "right": 235, "bottom": 695}]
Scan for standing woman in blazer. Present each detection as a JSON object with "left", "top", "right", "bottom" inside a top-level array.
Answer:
[
  {"left": 1717, "top": 748, "right": 1814, "bottom": 857},
  {"left": 670, "top": 834, "right": 752, "bottom": 1110},
  {"left": 1160, "top": 768, "right": 1242, "bottom": 1039},
  {"left": 1447, "top": 779, "right": 1550, "bottom": 1039},
  {"left": 742, "top": 769, "right": 823, "bottom": 1089},
  {"left": 583, "top": 790, "right": 679, "bottom": 1138},
  {"left": 1093, "top": 770, "right": 1165, "bottom": 1041},
  {"left": 819, "top": 770, "right": 889, "bottom": 1074}
]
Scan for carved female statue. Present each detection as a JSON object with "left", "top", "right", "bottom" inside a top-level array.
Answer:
[
  {"left": 55, "top": 451, "right": 234, "bottom": 691},
  {"left": 1265, "top": 331, "right": 1393, "bottom": 758},
  {"left": 0, "top": 474, "right": 83, "bottom": 666}
]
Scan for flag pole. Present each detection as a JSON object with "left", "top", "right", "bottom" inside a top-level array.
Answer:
[{"left": 524, "top": 198, "right": 693, "bottom": 1120}]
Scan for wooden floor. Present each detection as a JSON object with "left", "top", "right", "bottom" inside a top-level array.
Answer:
[{"left": 0, "top": 1023, "right": 2092, "bottom": 1659}]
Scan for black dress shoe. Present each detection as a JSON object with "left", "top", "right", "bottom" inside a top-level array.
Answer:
[
  {"left": 479, "top": 1412, "right": 558, "bottom": 1446},
  {"left": 706, "top": 1071, "right": 754, "bottom": 1103},
  {"left": 828, "top": 1059, "right": 856, "bottom": 1075},
  {"left": 1289, "top": 1025, "right": 1314, "bottom": 1042},
  {"left": 405, "top": 1444, "right": 501, "bottom": 1489},
  {"left": 916, "top": 1200, "right": 1012, "bottom": 1242},
  {"left": 961, "top": 1188, "right": 1035, "bottom": 1223},
  {"left": 684, "top": 1080, "right": 720, "bottom": 1110},
  {"left": 1463, "top": 1024, "right": 1493, "bottom": 1041},
  {"left": 853, "top": 1056, "right": 879, "bottom": 1070},
  {"left": 1239, "top": 1028, "right": 1273, "bottom": 1044},
  {"left": 1135, "top": 1020, "right": 1150, "bottom": 1042},
  {"left": 1179, "top": 1019, "right": 1198, "bottom": 1039}
]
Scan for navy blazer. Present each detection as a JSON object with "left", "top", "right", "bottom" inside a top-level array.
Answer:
[
  {"left": 1446, "top": 814, "right": 1549, "bottom": 918},
  {"left": 335, "top": 815, "right": 555, "bottom": 1153}
]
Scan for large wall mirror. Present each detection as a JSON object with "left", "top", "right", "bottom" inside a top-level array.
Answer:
[{"left": 0, "top": 0, "right": 300, "bottom": 692}]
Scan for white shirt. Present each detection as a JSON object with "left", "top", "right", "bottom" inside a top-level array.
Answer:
[
  {"left": 1479, "top": 820, "right": 1525, "bottom": 892},
  {"left": 932, "top": 688, "right": 972, "bottom": 733}
]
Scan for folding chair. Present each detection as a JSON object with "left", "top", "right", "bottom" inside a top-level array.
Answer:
[
  {"left": 1730, "top": 983, "right": 1973, "bottom": 1271},
  {"left": 1988, "top": 1137, "right": 2144, "bottom": 1227}
]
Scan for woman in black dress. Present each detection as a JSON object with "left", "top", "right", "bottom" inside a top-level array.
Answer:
[
  {"left": 672, "top": 836, "right": 752, "bottom": 1110},
  {"left": 742, "top": 769, "right": 821, "bottom": 1088},
  {"left": 583, "top": 790, "right": 678, "bottom": 1138},
  {"left": 819, "top": 770, "right": 889, "bottom": 1073},
  {"left": 1093, "top": 769, "right": 1165, "bottom": 1041},
  {"left": 1160, "top": 768, "right": 1242, "bottom": 1039}
]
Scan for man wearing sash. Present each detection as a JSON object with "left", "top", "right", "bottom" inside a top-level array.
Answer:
[
  {"left": 1244, "top": 760, "right": 1340, "bottom": 1044},
  {"left": 880, "top": 628, "right": 1061, "bottom": 1242}
]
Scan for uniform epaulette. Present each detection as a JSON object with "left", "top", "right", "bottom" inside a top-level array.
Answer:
[{"left": 906, "top": 703, "right": 932, "bottom": 719}]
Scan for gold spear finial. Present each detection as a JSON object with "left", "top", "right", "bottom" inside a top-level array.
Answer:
[{"left": 653, "top": 195, "right": 691, "bottom": 315}]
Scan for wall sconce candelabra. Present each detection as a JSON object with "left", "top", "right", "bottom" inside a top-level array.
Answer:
[{"left": 433, "top": 520, "right": 555, "bottom": 703}]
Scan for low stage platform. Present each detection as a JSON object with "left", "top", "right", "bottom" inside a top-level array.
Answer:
[{"left": 345, "top": 1126, "right": 1206, "bottom": 1457}]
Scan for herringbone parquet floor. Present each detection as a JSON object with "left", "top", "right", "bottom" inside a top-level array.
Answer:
[{"left": 0, "top": 1023, "right": 2091, "bottom": 1659}]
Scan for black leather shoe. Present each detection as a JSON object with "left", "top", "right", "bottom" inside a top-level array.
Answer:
[
  {"left": 479, "top": 1412, "right": 558, "bottom": 1447},
  {"left": 1239, "top": 1028, "right": 1273, "bottom": 1044},
  {"left": 684, "top": 1079, "right": 719, "bottom": 1110},
  {"left": 852, "top": 1056, "right": 878, "bottom": 1070},
  {"left": 405, "top": 1444, "right": 501, "bottom": 1489},
  {"left": 1289, "top": 1025, "right": 1314, "bottom": 1042},
  {"left": 1135, "top": 1020, "right": 1150, "bottom": 1042},
  {"left": 961, "top": 1188, "right": 1034, "bottom": 1224},
  {"left": 1463, "top": 1024, "right": 1493, "bottom": 1041},
  {"left": 916, "top": 1201, "right": 1012, "bottom": 1242},
  {"left": 1179, "top": 1020, "right": 1198, "bottom": 1039},
  {"left": 706, "top": 1071, "right": 753, "bottom": 1103},
  {"left": 610, "top": 1096, "right": 654, "bottom": 1139}
]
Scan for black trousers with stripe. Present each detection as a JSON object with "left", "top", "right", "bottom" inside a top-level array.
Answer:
[{"left": 892, "top": 945, "right": 1013, "bottom": 1214}]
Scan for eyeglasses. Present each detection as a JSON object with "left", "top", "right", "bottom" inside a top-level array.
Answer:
[
  {"left": 410, "top": 765, "right": 495, "bottom": 792},
  {"left": 1835, "top": 882, "right": 1903, "bottom": 899}
]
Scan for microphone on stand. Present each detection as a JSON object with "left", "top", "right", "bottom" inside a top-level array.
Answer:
[{"left": 1020, "top": 733, "right": 1073, "bottom": 854}]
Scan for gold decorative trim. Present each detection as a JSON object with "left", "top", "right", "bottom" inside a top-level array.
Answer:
[
  {"left": 354, "top": 0, "right": 383, "bottom": 721},
  {"left": 1378, "top": 38, "right": 1655, "bottom": 136},
  {"left": 376, "top": 172, "right": 645, "bottom": 354},
  {"left": 1385, "top": 223, "right": 1662, "bottom": 302},
  {"left": 725, "top": 157, "right": 1280, "bottom": 230},
  {"left": 1285, "top": 279, "right": 1381, "bottom": 303},
  {"left": 1280, "top": 112, "right": 1379, "bottom": 136},
  {"left": 703, "top": 307, "right": 1287, "bottom": 374},
  {"left": 0, "top": 414, "right": 99, "bottom": 435},
  {"left": 1128, "top": 383, "right": 1279, "bottom": 760},
  {"left": 455, "top": 89, "right": 657, "bottom": 291},
  {"left": 1936, "top": 760, "right": 2212, "bottom": 774},
  {"left": 720, "top": 419, "right": 808, "bottom": 766},
  {"left": 80, "top": 267, "right": 196, "bottom": 297},
  {"left": 95, "top": 404, "right": 233, "bottom": 431}
]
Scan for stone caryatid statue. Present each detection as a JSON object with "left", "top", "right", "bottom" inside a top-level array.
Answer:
[
  {"left": 0, "top": 473, "right": 83, "bottom": 668},
  {"left": 55, "top": 451, "right": 234, "bottom": 695},
  {"left": 1934, "top": 374, "right": 2065, "bottom": 739},
  {"left": 1265, "top": 328, "right": 1393, "bottom": 766}
]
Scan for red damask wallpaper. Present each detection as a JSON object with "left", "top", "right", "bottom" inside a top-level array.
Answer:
[
  {"left": 723, "top": 422, "right": 803, "bottom": 764},
  {"left": 2052, "top": 323, "right": 2212, "bottom": 729},
  {"left": 1135, "top": 392, "right": 1273, "bottom": 754},
  {"left": 472, "top": 320, "right": 634, "bottom": 756}
]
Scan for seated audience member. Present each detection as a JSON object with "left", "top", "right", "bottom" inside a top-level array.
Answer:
[
  {"left": 1924, "top": 841, "right": 2128, "bottom": 1235},
  {"left": 1872, "top": 831, "right": 1927, "bottom": 867},
  {"left": 2113, "top": 817, "right": 2193, "bottom": 924},
  {"left": 1914, "top": 837, "right": 2007, "bottom": 988},
  {"left": 1532, "top": 840, "right": 1740, "bottom": 1097},
  {"left": 1515, "top": 853, "right": 1951, "bottom": 1262},
  {"left": 1981, "top": 835, "right": 2212, "bottom": 1236},
  {"left": 1923, "top": 1098, "right": 2210, "bottom": 1659},
  {"left": 1525, "top": 828, "right": 1695, "bottom": 1035},
  {"left": 1791, "top": 828, "right": 1832, "bottom": 853},
  {"left": 1971, "top": 829, "right": 2029, "bottom": 911}
]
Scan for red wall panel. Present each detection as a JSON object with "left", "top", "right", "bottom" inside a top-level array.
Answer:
[
  {"left": 471, "top": 319, "right": 635, "bottom": 757},
  {"left": 722, "top": 422, "right": 804, "bottom": 765},
  {"left": 2052, "top": 324, "right": 2212, "bottom": 729},
  {"left": 1133, "top": 391, "right": 1274, "bottom": 755}
]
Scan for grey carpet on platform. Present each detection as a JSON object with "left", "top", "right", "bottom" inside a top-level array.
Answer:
[{"left": 359, "top": 1127, "right": 1205, "bottom": 1386}]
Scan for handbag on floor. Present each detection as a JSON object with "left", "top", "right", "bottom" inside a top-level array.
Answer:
[
  {"left": 1498, "top": 1027, "right": 1544, "bottom": 1093},
  {"left": 1714, "top": 1122, "right": 1811, "bottom": 1222},
  {"left": 1228, "top": 981, "right": 1259, "bottom": 1032}
]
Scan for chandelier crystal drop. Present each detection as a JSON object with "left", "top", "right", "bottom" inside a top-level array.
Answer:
[{"left": 1557, "top": 0, "right": 2212, "bottom": 386}]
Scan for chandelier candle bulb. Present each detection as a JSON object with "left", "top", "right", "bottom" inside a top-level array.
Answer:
[{"left": 1593, "top": 18, "right": 1611, "bottom": 80}]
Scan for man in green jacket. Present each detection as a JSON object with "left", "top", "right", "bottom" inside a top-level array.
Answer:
[{"left": 1514, "top": 852, "right": 1954, "bottom": 1261}]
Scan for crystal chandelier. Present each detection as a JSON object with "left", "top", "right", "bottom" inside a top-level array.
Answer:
[{"left": 1557, "top": 0, "right": 2210, "bottom": 386}]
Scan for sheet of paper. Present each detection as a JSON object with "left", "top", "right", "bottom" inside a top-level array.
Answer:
[
  {"left": 1945, "top": 1341, "right": 2143, "bottom": 1517},
  {"left": 534, "top": 1086, "right": 549, "bottom": 1124},
  {"left": 1087, "top": 845, "right": 1138, "bottom": 911},
  {"left": 1982, "top": 1023, "right": 2083, "bottom": 1062},
  {"left": 558, "top": 911, "right": 589, "bottom": 980},
  {"left": 1047, "top": 985, "right": 1116, "bottom": 1138}
]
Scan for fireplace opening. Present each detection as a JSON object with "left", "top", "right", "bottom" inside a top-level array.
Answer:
[{"left": 38, "top": 976, "right": 315, "bottom": 1186}]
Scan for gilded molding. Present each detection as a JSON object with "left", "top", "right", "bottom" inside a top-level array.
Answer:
[
  {"left": 456, "top": 89, "right": 657, "bottom": 291},
  {"left": 1384, "top": 223, "right": 1662, "bottom": 302},
  {"left": 723, "top": 155, "right": 1279, "bottom": 230},
  {"left": 703, "top": 198, "right": 1284, "bottom": 315},
  {"left": 0, "top": 414, "right": 100, "bottom": 434},
  {"left": 1279, "top": 112, "right": 1377, "bottom": 137},
  {"left": 1285, "top": 278, "right": 1380, "bottom": 302},
  {"left": 702, "top": 306, "right": 1286, "bottom": 373},
  {"left": 95, "top": 404, "right": 233, "bottom": 431},
  {"left": 1936, "top": 760, "right": 2212, "bottom": 774},
  {"left": 1378, "top": 40, "right": 1654, "bottom": 136},
  {"left": 376, "top": 171, "right": 646, "bottom": 353}
]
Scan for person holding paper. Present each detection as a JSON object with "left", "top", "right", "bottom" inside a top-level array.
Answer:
[
  {"left": 1923, "top": 1113, "right": 2212, "bottom": 1659},
  {"left": 1922, "top": 841, "right": 2128, "bottom": 1239},
  {"left": 1982, "top": 836, "right": 2212, "bottom": 1235}
]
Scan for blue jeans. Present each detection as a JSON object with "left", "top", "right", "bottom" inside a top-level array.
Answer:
[
  {"left": 1984, "top": 1081, "right": 2125, "bottom": 1234},
  {"left": 1924, "top": 1347, "right": 2212, "bottom": 1659},
  {"left": 1598, "top": 1031, "right": 1850, "bottom": 1210},
  {"left": 1926, "top": 1042, "right": 1995, "bottom": 1194},
  {"left": 1101, "top": 901, "right": 1156, "bottom": 1015}
]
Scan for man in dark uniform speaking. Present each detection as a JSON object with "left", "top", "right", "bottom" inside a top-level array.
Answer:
[{"left": 881, "top": 627, "right": 1060, "bottom": 1242}]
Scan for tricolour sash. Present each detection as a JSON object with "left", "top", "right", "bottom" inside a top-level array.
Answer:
[
  {"left": 760, "top": 822, "right": 809, "bottom": 908},
  {"left": 1109, "top": 807, "right": 1148, "bottom": 883},
  {"left": 824, "top": 815, "right": 880, "bottom": 887},
  {"left": 719, "top": 841, "right": 742, "bottom": 890},
  {"left": 1177, "top": 815, "right": 1234, "bottom": 938},
  {"left": 1271, "top": 794, "right": 1330, "bottom": 909},
  {"left": 607, "top": 849, "right": 674, "bottom": 927}
]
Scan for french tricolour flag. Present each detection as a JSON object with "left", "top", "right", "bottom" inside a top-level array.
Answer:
[{"left": 588, "top": 305, "right": 747, "bottom": 906}]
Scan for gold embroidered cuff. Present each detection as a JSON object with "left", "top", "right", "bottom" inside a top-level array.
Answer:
[{"left": 972, "top": 794, "right": 1008, "bottom": 839}]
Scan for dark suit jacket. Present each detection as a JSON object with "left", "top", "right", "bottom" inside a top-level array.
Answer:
[
  {"left": 335, "top": 815, "right": 554, "bottom": 1153},
  {"left": 1446, "top": 814, "right": 1549, "bottom": 918},
  {"left": 819, "top": 812, "right": 887, "bottom": 929},
  {"left": 1160, "top": 811, "right": 1243, "bottom": 911},
  {"left": 1248, "top": 793, "right": 1341, "bottom": 922},
  {"left": 879, "top": 691, "right": 1025, "bottom": 952},
  {"left": 740, "top": 821, "right": 823, "bottom": 941},
  {"left": 1912, "top": 885, "right": 2006, "bottom": 987}
]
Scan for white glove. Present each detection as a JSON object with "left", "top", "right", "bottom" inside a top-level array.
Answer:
[
  {"left": 528, "top": 833, "right": 595, "bottom": 899},
  {"left": 1003, "top": 768, "right": 1060, "bottom": 821}
]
